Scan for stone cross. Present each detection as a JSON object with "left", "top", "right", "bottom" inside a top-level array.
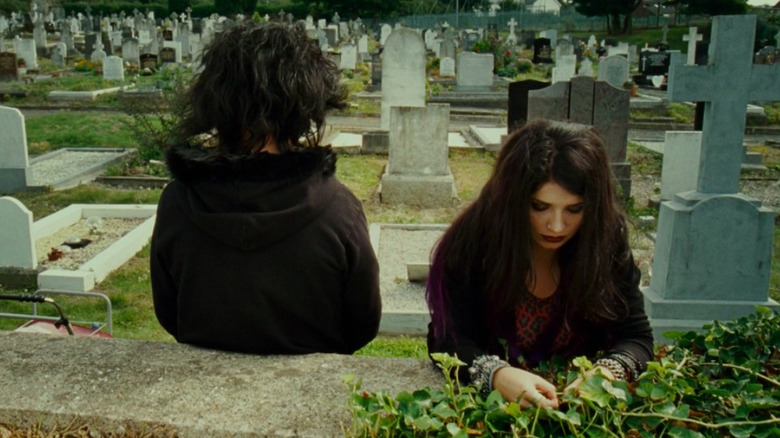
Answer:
[
  {"left": 667, "top": 15, "right": 780, "bottom": 194},
  {"left": 682, "top": 26, "right": 702, "bottom": 65},
  {"left": 643, "top": 15, "right": 780, "bottom": 341}
]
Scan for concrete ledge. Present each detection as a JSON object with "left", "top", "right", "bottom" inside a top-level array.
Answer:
[
  {"left": 0, "top": 331, "right": 442, "bottom": 437},
  {"left": 379, "top": 174, "right": 457, "bottom": 208}
]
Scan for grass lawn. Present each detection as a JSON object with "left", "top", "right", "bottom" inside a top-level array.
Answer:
[{"left": 1, "top": 27, "right": 779, "bottom": 357}]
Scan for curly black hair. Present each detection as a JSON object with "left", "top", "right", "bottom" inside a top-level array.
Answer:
[{"left": 175, "top": 20, "right": 348, "bottom": 154}]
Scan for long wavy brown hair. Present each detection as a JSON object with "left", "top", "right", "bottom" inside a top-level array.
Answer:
[
  {"left": 427, "top": 119, "right": 634, "bottom": 340},
  {"left": 174, "top": 20, "right": 348, "bottom": 153}
]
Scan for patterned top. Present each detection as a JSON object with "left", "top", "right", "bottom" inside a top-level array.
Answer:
[{"left": 514, "top": 292, "right": 572, "bottom": 357}]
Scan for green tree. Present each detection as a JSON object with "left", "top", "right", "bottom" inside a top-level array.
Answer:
[
  {"left": 215, "top": 0, "right": 241, "bottom": 16},
  {"left": 168, "top": 0, "right": 190, "bottom": 15},
  {"left": 292, "top": 0, "right": 404, "bottom": 19},
  {"left": 678, "top": 0, "right": 748, "bottom": 16},
  {"left": 572, "top": 0, "right": 642, "bottom": 35}
]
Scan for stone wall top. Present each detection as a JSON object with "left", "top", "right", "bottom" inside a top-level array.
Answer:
[{"left": 0, "top": 332, "right": 442, "bottom": 437}]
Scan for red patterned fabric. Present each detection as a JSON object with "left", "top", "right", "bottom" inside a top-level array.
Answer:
[{"left": 514, "top": 293, "right": 572, "bottom": 355}]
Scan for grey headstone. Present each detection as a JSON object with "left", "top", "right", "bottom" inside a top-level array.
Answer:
[
  {"left": 0, "top": 197, "right": 36, "bottom": 269},
  {"left": 643, "top": 15, "right": 780, "bottom": 341},
  {"left": 122, "top": 38, "right": 140, "bottom": 66},
  {"left": 0, "top": 106, "right": 31, "bottom": 194},
  {"left": 381, "top": 28, "right": 426, "bottom": 130},
  {"left": 456, "top": 52, "right": 494, "bottom": 87},
  {"left": 439, "top": 56, "right": 455, "bottom": 77},
  {"left": 103, "top": 55, "right": 124, "bottom": 80},
  {"left": 15, "top": 38, "right": 37, "bottom": 69},
  {"left": 340, "top": 44, "right": 357, "bottom": 70},
  {"left": 552, "top": 54, "right": 576, "bottom": 83},
  {"left": 660, "top": 131, "right": 702, "bottom": 201},
  {"left": 597, "top": 55, "right": 630, "bottom": 89},
  {"left": 380, "top": 104, "right": 455, "bottom": 207}
]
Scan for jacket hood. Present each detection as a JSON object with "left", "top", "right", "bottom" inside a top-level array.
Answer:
[{"left": 164, "top": 143, "right": 340, "bottom": 251}]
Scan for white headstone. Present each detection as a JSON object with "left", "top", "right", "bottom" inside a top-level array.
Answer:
[
  {"left": 16, "top": 38, "right": 37, "bottom": 69},
  {"left": 381, "top": 28, "right": 426, "bottom": 130},
  {"left": 578, "top": 58, "right": 594, "bottom": 77},
  {"left": 552, "top": 54, "right": 576, "bottom": 83},
  {"left": 380, "top": 24, "right": 392, "bottom": 46},
  {"left": 0, "top": 197, "right": 36, "bottom": 269},
  {"left": 162, "top": 40, "right": 182, "bottom": 63}
]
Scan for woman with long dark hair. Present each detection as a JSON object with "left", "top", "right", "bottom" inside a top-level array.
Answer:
[
  {"left": 426, "top": 119, "right": 653, "bottom": 409},
  {"left": 151, "top": 21, "right": 381, "bottom": 355}
]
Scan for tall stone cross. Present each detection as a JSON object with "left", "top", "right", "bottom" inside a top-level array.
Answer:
[
  {"left": 507, "top": 18, "right": 517, "bottom": 45},
  {"left": 682, "top": 26, "right": 702, "bottom": 66},
  {"left": 667, "top": 15, "right": 780, "bottom": 194},
  {"left": 643, "top": 15, "right": 780, "bottom": 341}
]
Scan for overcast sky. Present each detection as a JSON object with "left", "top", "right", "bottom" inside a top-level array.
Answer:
[{"left": 747, "top": 0, "right": 775, "bottom": 5}]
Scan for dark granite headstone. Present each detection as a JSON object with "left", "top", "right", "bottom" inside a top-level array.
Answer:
[
  {"left": 521, "top": 31, "right": 535, "bottom": 48},
  {"left": 639, "top": 50, "right": 670, "bottom": 77},
  {"left": 140, "top": 53, "right": 158, "bottom": 70},
  {"left": 0, "top": 52, "right": 18, "bottom": 80},
  {"left": 507, "top": 79, "right": 549, "bottom": 132},
  {"left": 163, "top": 29, "right": 173, "bottom": 41},
  {"left": 527, "top": 77, "right": 631, "bottom": 197},
  {"left": 101, "top": 31, "right": 114, "bottom": 55},
  {"left": 84, "top": 33, "right": 98, "bottom": 60},
  {"left": 370, "top": 51, "right": 382, "bottom": 90},
  {"left": 159, "top": 47, "right": 176, "bottom": 64},
  {"left": 532, "top": 38, "right": 552, "bottom": 64}
]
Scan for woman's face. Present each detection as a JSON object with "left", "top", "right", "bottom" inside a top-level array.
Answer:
[{"left": 529, "top": 180, "right": 585, "bottom": 253}]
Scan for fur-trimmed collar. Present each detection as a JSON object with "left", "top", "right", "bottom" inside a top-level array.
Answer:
[{"left": 165, "top": 143, "right": 337, "bottom": 184}]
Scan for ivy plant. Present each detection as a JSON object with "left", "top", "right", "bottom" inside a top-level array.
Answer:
[{"left": 345, "top": 307, "right": 780, "bottom": 437}]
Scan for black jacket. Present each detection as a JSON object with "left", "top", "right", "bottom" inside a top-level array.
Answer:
[{"left": 151, "top": 144, "right": 381, "bottom": 355}]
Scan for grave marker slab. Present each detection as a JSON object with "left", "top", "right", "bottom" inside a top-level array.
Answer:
[
  {"left": 597, "top": 55, "right": 629, "bottom": 89},
  {"left": 507, "top": 79, "right": 549, "bottom": 132},
  {"left": 381, "top": 28, "right": 426, "bottom": 130},
  {"left": 660, "top": 131, "right": 702, "bottom": 201},
  {"left": 643, "top": 15, "right": 780, "bottom": 340},
  {"left": 380, "top": 104, "right": 455, "bottom": 207},
  {"left": 532, "top": 37, "right": 552, "bottom": 64},
  {"left": 0, "top": 52, "right": 17, "bottom": 81},
  {"left": 0, "top": 106, "right": 31, "bottom": 193},
  {"left": 456, "top": 52, "right": 494, "bottom": 87},
  {"left": 0, "top": 197, "right": 36, "bottom": 269},
  {"left": 103, "top": 55, "right": 124, "bottom": 81}
]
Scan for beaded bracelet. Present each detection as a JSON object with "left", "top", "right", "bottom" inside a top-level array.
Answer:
[
  {"left": 594, "top": 357, "right": 627, "bottom": 381},
  {"left": 469, "top": 355, "right": 510, "bottom": 398}
]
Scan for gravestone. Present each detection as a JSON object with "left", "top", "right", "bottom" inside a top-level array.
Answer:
[
  {"left": 122, "top": 38, "right": 140, "bottom": 66},
  {"left": 0, "top": 197, "right": 36, "bottom": 269},
  {"left": 162, "top": 41, "right": 182, "bottom": 63},
  {"left": 660, "top": 131, "right": 702, "bottom": 201},
  {"left": 551, "top": 54, "right": 576, "bottom": 83},
  {"left": 340, "top": 43, "right": 357, "bottom": 70},
  {"left": 358, "top": 35, "right": 368, "bottom": 58},
  {"left": 380, "top": 24, "right": 392, "bottom": 46},
  {"left": 555, "top": 39, "right": 573, "bottom": 62},
  {"left": 642, "top": 15, "right": 780, "bottom": 340},
  {"left": 381, "top": 29, "right": 425, "bottom": 130},
  {"left": 521, "top": 31, "right": 535, "bottom": 49},
  {"left": 578, "top": 58, "right": 594, "bottom": 77},
  {"left": 527, "top": 77, "right": 632, "bottom": 197},
  {"left": 533, "top": 38, "right": 552, "bottom": 64},
  {"left": 103, "top": 55, "right": 124, "bottom": 80},
  {"left": 456, "top": 52, "right": 494, "bottom": 87},
  {"left": 439, "top": 56, "right": 455, "bottom": 77},
  {"left": 597, "top": 55, "right": 629, "bottom": 89},
  {"left": 33, "top": 21, "right": 46, "bottom": 51},
  {"left": 539, "top": 28, "right": 557, "bottom": 47},
  {"left": 140, "top": 53, "right": 158, "bottom": 70},
  {"left": 440, "top": 38, "right": 455, "bottom": 60},
  {"left": 639, "top": 50, "right": 670, "bottom": 80},
  {"left": 380, "top": 104, "right": 455, "bottom": 207},
  {"left": 506, "top": 79, "right": 548, "bottom": 132},
  {"left": 16, "top": 38, "right": 37, "bottom": 69},
  {"left": 0, "top": 106, "right": 31, "bottom": 194},
  {"left": 683, "top": 27, "right": 702, "bottom": 66},
  {"left": 0, "top": 52, "right": 17, "bottom": 80},
  {"left": 50, "top": 44, "right": 64, "bottom": 67},
  {"left": 159, "top": 46, "right": 176, "bottom": 64},
  {"left": 370, "top": 52, "right": 382, "bottom": 90}
]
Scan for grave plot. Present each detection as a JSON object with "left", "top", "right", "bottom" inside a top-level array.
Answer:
[
  {"left": 28, "top": 203, "right": 156, "bottom": 292},
  {"left": 370, "top": 223, "right": 445, "bottom": 335},
  {"left": 0, "top": 198, "right": 156, "bottom": 292}
]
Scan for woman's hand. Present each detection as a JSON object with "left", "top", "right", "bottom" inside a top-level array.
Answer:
[
  {"left": 492, "top": 366, "right": 559, "bottom": 409},
  {"left": 563, "top": 365, "right": 615, "bottom": 395}
]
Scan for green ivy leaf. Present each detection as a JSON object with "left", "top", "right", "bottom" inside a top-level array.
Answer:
[
  {"left": 578, "top": 375, "right": 612, "bottom": 407},
  {"left": 430, "top": 401, "right": 457, "bottom": 419},
  {"left": 671, "top": 403, "right": 690, "bottom": 419},
  {"left": 728, "top": 424, "right": 756, "bottom": 438},
  {"left": 411, "top": 414, "right": 442, "bottom": 431},
  {"left": 446, "top": 422, "right": 468, "bottom": 437},
  {"left": 650, "top": 383, "right": 672, "bottom": 401},
  {"left": 667, "top": 425, "right": 705, "bottom": 438}
]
